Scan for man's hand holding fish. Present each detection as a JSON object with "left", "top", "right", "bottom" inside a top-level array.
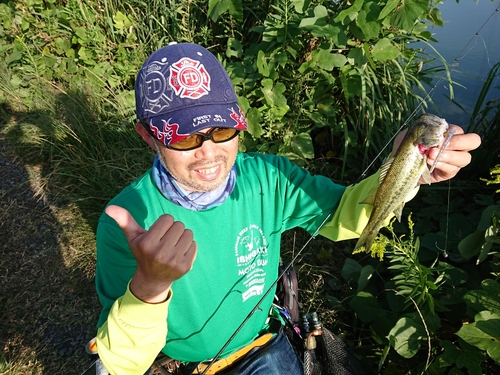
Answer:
[
  {"left": 392, "top": 123, "right": 481, "bottom": 184},
  {"left": 354, "top": 114, "right": 481, "bottom": 255}
]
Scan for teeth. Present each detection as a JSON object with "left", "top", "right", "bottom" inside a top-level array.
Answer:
[{"left": 197, "top": 166, "right": 218, "bottom": 175}]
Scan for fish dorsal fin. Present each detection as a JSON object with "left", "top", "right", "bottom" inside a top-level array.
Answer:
[
  {"left": 379, "top": 156, "right": 394, "bottom": 183},
  {"left": 360, "top": 157, "right": 393, "bottom": 206}
]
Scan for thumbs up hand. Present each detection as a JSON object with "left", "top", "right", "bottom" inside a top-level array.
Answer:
[{"left": 105, "top": 205, "right": 198, "bottom": 303}]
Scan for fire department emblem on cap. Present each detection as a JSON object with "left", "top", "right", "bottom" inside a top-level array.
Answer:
[{"left": 169, "top": 57, "right": 210, "bottom": 99}]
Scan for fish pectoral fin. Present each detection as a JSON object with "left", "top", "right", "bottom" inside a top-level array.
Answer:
[
  {"left": 393, "top": 202, "right": 405, "bottom": 222},
  {"left": 421, "top": 165, "right": 432, "bottom": 185},
  {"left": 360, "top": 187, "right": 377, "bottom": 206}
]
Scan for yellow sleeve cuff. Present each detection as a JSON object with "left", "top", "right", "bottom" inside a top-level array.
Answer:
[
  {"left": 96, "top": 284, "right": 171, "bottom": 375},
  {"left": 319, "top": 171, "right": 419, "bottom": 241}
]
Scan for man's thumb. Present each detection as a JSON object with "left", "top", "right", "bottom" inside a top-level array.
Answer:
[{"left": 105, "top": 205, "right": 145, "bottom": 240}]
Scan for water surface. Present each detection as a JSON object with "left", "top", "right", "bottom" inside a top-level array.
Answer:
[{"left": 418, "top": 0, "right": 500, "bottom": 127}]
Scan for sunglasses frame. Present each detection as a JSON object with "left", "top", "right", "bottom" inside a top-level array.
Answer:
[{"left": 139, "top": 119, "right": 240, "bottom": 151}]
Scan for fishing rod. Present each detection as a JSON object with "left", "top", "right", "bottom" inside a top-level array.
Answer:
[{"left": 200, "top": 4, "right": 500, "bottom": 374}]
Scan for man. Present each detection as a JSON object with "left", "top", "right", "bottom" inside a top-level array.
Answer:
[{"left": 94, "top": 42, "right": 481, "bottom": 375}]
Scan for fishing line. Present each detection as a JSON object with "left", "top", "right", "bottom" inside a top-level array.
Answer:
[
  {"left": 357, "top": 2, "right": 500, "bottom": 183},
  {"left": 443, "top": 181, "right": 452, "bottom": 258},
  {"left": 201, "top": 4, "right": 500, "bottom": 372}
]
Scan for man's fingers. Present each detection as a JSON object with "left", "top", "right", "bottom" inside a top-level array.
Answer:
[
  {"left": 428, "top": 132, "right": 480, "bottom": 166},
  {"left": 105, "top": 205, "right": 146, "bottom": 241},
  {"left": 179, "top": 242, "right": 198, "bottom": 274},
  {"left": 448, "top": 131, "right": 481, "bottom": 152}
]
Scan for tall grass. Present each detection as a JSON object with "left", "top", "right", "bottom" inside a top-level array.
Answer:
[
  {"left": 0, "top": 70, "right": 152, "bottom": 226},
  {"left": 462, "top": 61, "right": 500, "bottom": 179},
  {"left": 468, "top": 61, "right": 500, "bottom": 138}
]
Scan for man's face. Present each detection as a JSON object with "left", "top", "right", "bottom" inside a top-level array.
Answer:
[{"left": 154, "top": 130, "right": 239, "bottom": 192}]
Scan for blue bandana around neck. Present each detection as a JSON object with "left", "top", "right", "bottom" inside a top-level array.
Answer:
[{"left": 152, "top": 155, "right": 236, "bottom": 211}]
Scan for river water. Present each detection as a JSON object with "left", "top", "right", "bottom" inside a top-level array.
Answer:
[{"left": 416, "top": 0, "right": 500, "bottom": 128}]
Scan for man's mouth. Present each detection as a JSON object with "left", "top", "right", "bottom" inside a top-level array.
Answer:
[{"left": 196, "top": 166, "right": 219, "bottom": 175}]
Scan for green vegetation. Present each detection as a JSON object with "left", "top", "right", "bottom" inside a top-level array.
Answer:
[{"left": 0, "top": 0, "right": 499, "bottom": 374}]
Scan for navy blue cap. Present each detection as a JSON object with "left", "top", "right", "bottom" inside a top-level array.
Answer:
[{"left": 135, "top": 42, "right": 247, "bottom": 146}]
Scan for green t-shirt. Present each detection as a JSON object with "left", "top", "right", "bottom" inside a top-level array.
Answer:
[
  {"left": 94, "top": 151, "right": 408, "bottom": 375},
  {"left": 96, "top": 152, "right": 345, "bottom": 362}
]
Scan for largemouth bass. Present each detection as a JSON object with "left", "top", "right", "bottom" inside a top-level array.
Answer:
[{"left": 354, "top": 113, "right": 454, "bottom": 255}]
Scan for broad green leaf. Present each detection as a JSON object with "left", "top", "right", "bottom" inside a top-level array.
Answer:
[
  {"left": 341, "top": 258, "right": 362, "bottom": 282},
  {"left": 6, "top": 50, "right": 23, "bottom": 65},
  {"left": 357, "top": 265, "right": 375, "bottom": 292},
  {"left": 292, "top": 0, "right": 309, "bottom": 13},
  {"left": 340, "top": 72, "right": 362, "bottom": 99},
  {"left": 227, "top": 0, "right": 243, "bottom": 22},
  {"left": 55, "top": 38, "right": 70, "bottom": 53},
  {"left": 314, "top": 48, "right": 346, "bottom": 71},
  {"left": 260, "top": 79, "right": 287, "bottom": 108},
  {"left": 355, "top": 9, "right": 381, "bottom": 40},
  {"left": 299, "top": 20, "right": 347, "bottom": 46},
  {"left": 347, "top": 47, "right": 367, "bottom": 67},
  {"left": 113, "top": 11, "right": 131, "bottom": 29},
  {"left": 439, "top": 340, "right": 460, "bottom": 366},
  {"left": 226, "top": 38, "right": 243, "bottom": 58},
  {"left": 478, "top": 205, "right": 500, "bottom": 230},
  {"left": 428, "top": 7, "right": 443, "bottom": 27},
  {"left": 387, "top": 317, "right": 425, "bottom": 358},
  {"left": 245, "top": 107, "right": 262, "bottom": 138},
  {"left": 268, "top": 104, "right": 289, "bottom": 120},
  {"left": 458, "top": 229, "right": 484, "bottom": 260},
  {"left": 379, "top": 0, "right": 400, "bottom": 20},
  {"left": 349, "top": 291, "right": 384, "bottom": 323},
  {"left": 21, "top": 17, "right": 30, "bottom": 32},
  {"left": 290, "top": 133, "right": 314, "bottom": 159},
  {"left": 390, "top": 0, "right": 428, "bottom": 30},
  {"left": 10, "top": 74, "right": 22, "bottom": 89},
  {"left": 464, "top": 279, "right": 500, "bottom": 315},
  {"left": 386, "top": 285, "right": 406, "bottom": 313},
  {"left": 334, "top": 0, "right": 364, "bottom": 24},
  {"left": 208, "top": 0, "right": 230, "bottom": 21},
  {"left": 43, "top": 54, "right": 57, "bottom": 69},
  {"left": 456, "top": 312, "right": 500, "bottom": 363},
  {"left": 450, "top": 340, "right": 485, "bottom": 375},
  {"left": 328, "top": 276, "right": 342, "bottom": 291},
  {"left": 456, "top": 353, "right": 484, "bottom": 375},
  {"left": 325, "top": 295, "right": 344, "bottom": 310},
  {"left": 275, "top": 52, "right": 287, "bottom": 67},
  {"left": 74, "top": 27, "right": 88, "bottom": 43},
  {"left": 439, "top": 262, "right": 468, "bottom": 287},
  {"left": 371, "top": 38, "right": 400, "bottom": 61},
  {"left": 256, "top": 50, "right": 270, "bottom": 77},
  {"left": 371, "top": 313, "right": 397, "bottom": 343},
  {"left": 478, "top": 235, "right": 493, "bottom": 264},
  {"left": 298, "top": 5, "right": 327, "bottom": 27}
]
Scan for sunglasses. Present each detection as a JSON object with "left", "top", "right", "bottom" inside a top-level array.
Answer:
[{"left": 141, "top": 120, "right": 240, "bottom": 151}]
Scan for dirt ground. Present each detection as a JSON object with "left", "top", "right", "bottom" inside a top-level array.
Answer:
[{"left": 0, "top": 138, "right": 100, "bottom": 374}]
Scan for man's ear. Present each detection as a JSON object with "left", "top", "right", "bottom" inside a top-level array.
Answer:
[{"left": 136, "top": 122, "right": 157, "bottom": 151}]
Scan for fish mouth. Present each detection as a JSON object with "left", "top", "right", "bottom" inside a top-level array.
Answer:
[{"left": 417, "top": 144, "right": 431, "bottom": 155}]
